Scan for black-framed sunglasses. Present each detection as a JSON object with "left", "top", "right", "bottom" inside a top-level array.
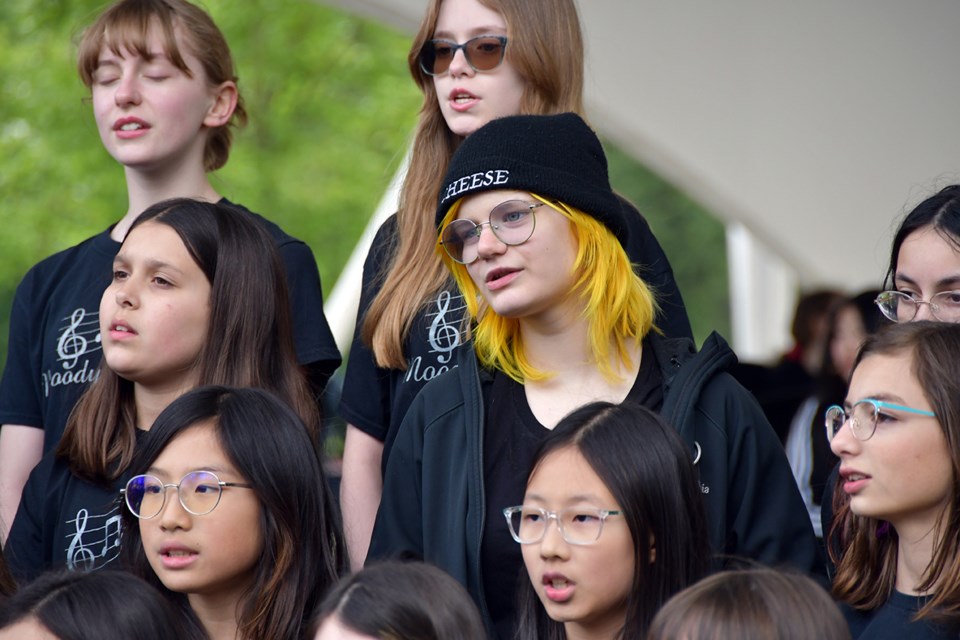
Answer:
[
  {"left": 418, "top": 36, "right": 508, "bottom": 76},
  {"left": 440, "top": 200, "right": 542, "bottom": 264},
  {"left": 122, "top": 471, "right": 253, "bottom": 519}
]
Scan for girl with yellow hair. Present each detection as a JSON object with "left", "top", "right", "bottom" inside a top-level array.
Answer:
[{"left": 369, "top": 113, "right": 822, "bottom": 639}]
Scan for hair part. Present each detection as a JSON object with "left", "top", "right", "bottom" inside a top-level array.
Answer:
[
  {"left": 76, "top": 0, "right": 246, "bottom": 171},
  {"left": 361, "top": 0, "right": 585, "bottom": 369},
  {"left": 308, "top": 560, "right": 485, "bottom": 640},
  {"left": 830, "top": 321, "right": 960, "bottom": 624},
  {"left": 0, "top": 570, "right": 184, "bottom": 639},
  {"left": 439, "top": 197, "right": 658, "bottom": 383},
  {"left": 58, "top": 198, "right": 317, "bottom": 483},
  {"left": 515, "top": 402, "right": 711, "bottom": 639},
  {"left": 120, "top": 386, "right": 346, "bottom": 640},
  {"left": 647, "top": 567, "right": 850, "bottom": 640}
]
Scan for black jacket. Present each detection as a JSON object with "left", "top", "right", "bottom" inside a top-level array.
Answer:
[{"left": 369, "top": 331, "right": 822, "bottom": 633}]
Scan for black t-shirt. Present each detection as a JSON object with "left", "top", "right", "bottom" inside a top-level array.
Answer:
[
  {"left": 3, "top": 431, "right": 146, "bottom": 583},
  {"left": 339, "top": 198, "right": 689, "bottom": 469},
  {"left": 0, "top": 200, "right": 340, "bottom": 453},
  {"left": 842, "top": 591, "right": 960, "bottom": 639},
  {"left": 480, "top": 344, "right": 663, "bottom": 639}
]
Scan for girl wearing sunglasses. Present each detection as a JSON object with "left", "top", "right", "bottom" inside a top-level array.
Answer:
[
  {"left": 512, "top": 401, "right": 710, "bottom": 640},
  {"left": 4, "top": 200, "right": 326, "bottom": 583},
  {"left": 339, "top": 0, "right": 693, "bottom": 571},
  {"left": 120, "top": 386, "right": 344, "bottom": 640},
  {"left": 827, "top": 322, "right": 960, "bottom": 638},
  {"left": 368, "top": 113, "right": 821, "bottom": 638}
]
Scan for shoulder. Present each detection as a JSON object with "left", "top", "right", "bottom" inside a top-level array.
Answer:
[{"left": 17, "top": 230, "right": 117, "bottom": 286}]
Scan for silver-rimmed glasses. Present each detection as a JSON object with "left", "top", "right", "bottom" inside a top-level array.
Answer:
[
  {"left": 825, "top": 399, "right": 936, "bottom": 442},
  {"left": 122, "top": 471, "right": 253, "bottom": 519},
  {"left": 875, "top": 290, "right": 960, "bottom": 323},
  {"left": 440, "top": 200, "right": 542, "bottom": 264},
  {"left": 503, "top": 505, "right": 622, "bottom": 545}
]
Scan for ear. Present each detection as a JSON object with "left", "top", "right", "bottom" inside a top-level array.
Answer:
[
  {"left": 649, "top": 533, "right": 656, "bottom": 564},
  {"left": 203, "top": 80, "right": 238, "bottom": 128}
]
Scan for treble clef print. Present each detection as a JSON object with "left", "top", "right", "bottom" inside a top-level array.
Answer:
[
  {"left": 66, "top": 509, "right": 95, "bottom": 570},
  {"left": 57, "top": 309, "right": 88, "bottom": 370},
  {"left": 428, "top": 291, "right": 462, "bottom": 364}
]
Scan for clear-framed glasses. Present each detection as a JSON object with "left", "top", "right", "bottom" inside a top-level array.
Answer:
[
  {"left": 122, "top": 471, "right": 253, "bottom": 519},
  {"left": 503, "top": 505, "right": 622, "bottom": 545},
  {"left": 825, "top": 399, "right": 936, "bottom": 442},
  {"left": 874, "top": 290, "right": 960, "bottom": 323},
  {"left": 440, "top": 200, "right": 542, "bottom": 264},
  {"left": 418, "top": 36, "right": 509, "bottom": 76}
]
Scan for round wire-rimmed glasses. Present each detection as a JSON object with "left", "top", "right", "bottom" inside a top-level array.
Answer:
[
  {"left": 122, "top": 471, "right": 253, "bottom": 519},
  {"left": 824, "top": 399, "right": 936, "bottom": 442},
  {"left": 874, "top": 290, "right": 960, "bottom": 323},
  {"left": 503, "top": 505, "right": 622, "bottom": 545},
  {"left": 440, "top": 200, "right": 542, "bottom": 264}
]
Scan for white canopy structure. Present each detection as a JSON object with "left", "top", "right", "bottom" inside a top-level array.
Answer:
[{"left": 322, "top": 0, "right": 960, "bottom": 361}]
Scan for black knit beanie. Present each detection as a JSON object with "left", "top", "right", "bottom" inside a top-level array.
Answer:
[{"left": 436, "top": 112, "right": 628, "bottom": 245}]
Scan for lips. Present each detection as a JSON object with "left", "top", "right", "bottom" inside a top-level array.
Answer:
[
  {"left": 159, "top": 542, "right": 198, "bottom": 569},
  {"left": 108, "top": 319, "right": 138, "bottom": 339},
  {"left": 542, "top": 572, "right": 575, "bottom": 603},
  {"left": 485, "top": 267, "right": 521, "bottom": 291},
  {"left": 448, "top": 87, "right": 479, "bottom": 112},
  {"left": 840, "top": 467, "right": 871, "bottom": 493},
  {"left": 113, "top": 117, "right": 150, "bottom": 139}
]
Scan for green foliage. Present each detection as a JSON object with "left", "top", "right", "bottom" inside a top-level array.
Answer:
[
  {"left": 605, "top": 142, "right": 731, "bottom": 345},
  {"left": 0, "top": 0, "right": 422, "bottom": 368}
]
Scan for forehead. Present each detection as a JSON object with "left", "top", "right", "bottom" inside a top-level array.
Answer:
[
  {"left": 151, "top": 421, "right": 233, "bottom": 474},
  {"left": 526, "top": 446, "right": 615, "bottom": 504},
  {"left": 847, "top": 350, "right": 922, "bottom": 403},
  {"left": 456, "top": 189, "right": 533, "bottom": 219},
  {"left": 89, "top": 16, "right": 192, "bottom": 74},
  {"left": 120, "top": 220, "right": 189, "bottom": 257},
  {"left": 897, "top": 226, "right": 960, "bottom": 282},
  {"left": 434, "top": 0, "right": 507, "bottom": 36}
]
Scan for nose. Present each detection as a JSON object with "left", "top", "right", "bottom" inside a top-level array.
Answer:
[
  {"left": 447, "top": 44, "right": 475, "bottom": 78},
  {"left": 157, "top": 487, "right": 191, "bottom": 532},
  {"left": 913, "top": 300, "right": 935, "bottom": 321},
  {"left": 475, "top": 224, "right": 506, "bottom": 260},
  {"left": 114, "top": 281, "right": 139, "bottom": 309},
  {"left": 538, "top": 517, "right": 570, "bottom": 560},
  {"left": 114, "top": 73, "right": 142, "bottom": 107},
  {"left": 829, "top": 416, "right": 860, "bottom": 457}
]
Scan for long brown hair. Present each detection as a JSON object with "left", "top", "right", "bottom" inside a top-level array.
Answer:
[
  {"left": 58, "top": 199, "right": 317, "bottom": 483},
  {"left": 830, "top": 322, "right": 960, "bottom": 624},
  {"left": 361, "top": 0, "right": 585, "bottom": 368},
  {"left": 76, "top": 0, "right": 246, "bottom": 172}
]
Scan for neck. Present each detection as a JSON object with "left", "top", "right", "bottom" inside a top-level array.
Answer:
[
  {"left": 134, "top": 377, "right": 198, "bottom": 431},
  {"left": 188, "top": 592, "right": 242, "bottom": 640},
  {"left": 112, "top": 159, "right": 220, "bottom": 241},
  {"left": 894, "top": 519, "right": 941, "bottom": 595},
  {"left": 564, "top": 617, "right": 623, "bottom": 640}
]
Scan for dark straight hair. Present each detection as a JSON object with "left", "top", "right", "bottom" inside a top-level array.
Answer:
[
  {"left": 0, "top": 569, "right": 183, "bottom": 640},
  {"left": 58, "top": 198, "right": 317, "bottom": 483},
  {"left": 515, "top": 401, "right": 711, "bottom": 640},
  {"left": 120, "top": 386, "right": 346, "bottom": 640},
  {"left": 309, "top": 560, "right": 486, "bottom": 640},
  {"left": 885, "top": 184, "right": 960, "bottom": 289}
]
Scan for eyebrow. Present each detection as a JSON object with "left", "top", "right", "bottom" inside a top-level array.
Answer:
[
  {"left": 523, "top": 493, "right": 605, "bottom": 506},
  {"left": 895, "top": 272, "right": 960, "bottom": 289},
  {"left": 146, "top": 464, "right": 232, "bottom": 477},
  {"left": 113, "top": 254, "right": 185, "bottom": 275},
  {"left": 844, "top": 392, "right": 907, "bottom": 409},
  {"left": 432, "top": 25, "right": 507, "bottom": 40}
]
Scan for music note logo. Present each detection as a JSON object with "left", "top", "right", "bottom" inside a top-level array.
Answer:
[
  {"left": 56, "top": 308, "right": 102, "bottom": 370},
  {"left": 66, "top": 509, "right": 95, "bottom": 570},
  {"left": 428, "top": 291, "right": 464, "bottom": 365}
]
